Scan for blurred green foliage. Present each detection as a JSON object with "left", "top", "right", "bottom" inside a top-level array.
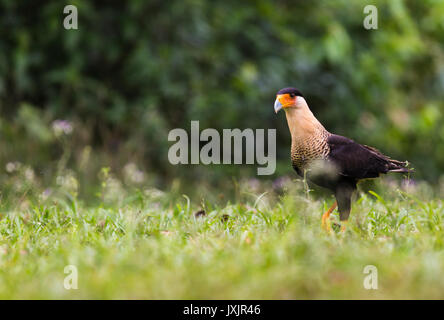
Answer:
[{"left": 0, "top": 0, "right": 443, "bottom": 196}]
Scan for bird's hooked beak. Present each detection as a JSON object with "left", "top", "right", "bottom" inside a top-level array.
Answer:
[
  {"left": 274, "top": 94, "right": 295, "bottom": 113},
  {"left": 274, "top": 97, "right": 283, "bottom": 114}
]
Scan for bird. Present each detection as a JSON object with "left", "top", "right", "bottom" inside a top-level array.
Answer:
[{"left": 274, "top": 87, "right": 411, "bottom": 232}]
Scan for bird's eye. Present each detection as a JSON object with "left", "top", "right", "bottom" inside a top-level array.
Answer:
[{"left": 289, "top": 93, "right": 295, "bottom": 98}]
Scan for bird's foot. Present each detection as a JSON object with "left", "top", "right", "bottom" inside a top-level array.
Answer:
[
  {"left": 321, "top": 201, "right": 337, "bottom": 232},
  {"left": 340, "top": 221, "right": 348, "bottom": 233},
  {"left": 330, "top": 221, "right": 348, "bottom": 234},
  {"left": 321, "top": 216, "right": 331, "bottom": 232}
]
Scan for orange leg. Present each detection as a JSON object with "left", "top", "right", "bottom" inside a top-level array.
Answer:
[
  {"left": 340, "top": 221, "right": 348, "bottom": 233},
  {"left": 321, "top": 201, "right": 337, "bottom": 231}
]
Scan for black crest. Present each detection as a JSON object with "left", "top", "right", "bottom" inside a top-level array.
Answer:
[{"left": 277, "top": 87, "right": 304, "bottom": 97}]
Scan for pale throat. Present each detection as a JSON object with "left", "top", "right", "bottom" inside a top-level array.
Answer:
[{"left": 284, "top": 100, "right": 328, "bottom": 146}]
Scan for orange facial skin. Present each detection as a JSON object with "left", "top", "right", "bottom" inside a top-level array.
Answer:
[{"left": 276, "top": 93, "right": 297, "bottom": 108}]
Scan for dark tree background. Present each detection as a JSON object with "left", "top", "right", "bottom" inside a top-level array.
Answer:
[{"left": 0, "top": 0, "right": 443, "bottom": 199}]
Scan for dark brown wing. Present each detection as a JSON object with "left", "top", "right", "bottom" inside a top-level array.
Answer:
[{"left": 327, "top": 134, "right": 408, "bottom": 180}]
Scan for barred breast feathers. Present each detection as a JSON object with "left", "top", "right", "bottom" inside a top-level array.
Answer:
[{"left": 284, "top": 97, "right": 331, "bottom": 169}]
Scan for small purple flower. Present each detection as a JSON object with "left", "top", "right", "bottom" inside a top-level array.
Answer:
[
  {"left": 246, "top": 178, "right": 261, "bottom": 191},
  {"left": 273, "top": 176, "right": 292, "bottom": 191},
  {"left": 52, "top": 120, "right": 73, "bottom": 136},
  {"left": 401, "top": 178, "right": 417, "bottom": 192},
  {"left": 41, "top": 188, "right": 52, "bottom": 200}
]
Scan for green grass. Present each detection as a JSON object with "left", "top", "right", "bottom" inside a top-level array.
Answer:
[{"left": 0, "top": 181, "right": 443, "bottom": 299}]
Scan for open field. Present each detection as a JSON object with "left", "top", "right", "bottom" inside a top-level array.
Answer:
[
  {"left": 2, "top": 0, "right": 444, "bottom": 302},
  {"left": 0, "top": 179, "right": 443, "bottom": 299}
]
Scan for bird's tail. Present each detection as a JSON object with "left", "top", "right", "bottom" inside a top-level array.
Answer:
[
  {"left": 363, "top": 145, "right": 414, "bottom": 174},
  {"left": 388, "top": 159, "right": 414, "bottom": 173}
]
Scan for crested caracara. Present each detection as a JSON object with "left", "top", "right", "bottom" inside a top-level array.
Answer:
[{"left": 274, "top": 87, "right": 411, "bottom": 232}]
